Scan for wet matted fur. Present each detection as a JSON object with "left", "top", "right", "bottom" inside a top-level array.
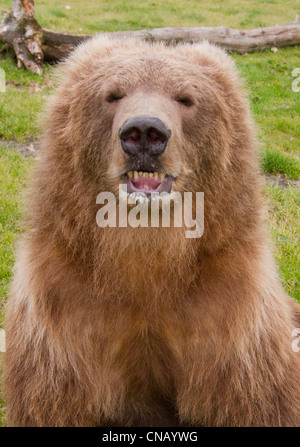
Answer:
[{"left": 3, "top": 36, "right": 300, "bottom": 426}]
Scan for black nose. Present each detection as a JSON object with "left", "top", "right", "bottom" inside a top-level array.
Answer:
[{"left": 119, "top": 116, "right": 171, "bottom": 158}]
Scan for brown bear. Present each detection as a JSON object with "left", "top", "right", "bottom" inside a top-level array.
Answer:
[{"left": 3, "top": 36, "right": 300, "bottom": 427}]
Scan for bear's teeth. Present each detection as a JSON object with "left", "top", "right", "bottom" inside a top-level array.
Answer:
[{"left": 128, "top": 171, "right": 166, "bottom": 179}]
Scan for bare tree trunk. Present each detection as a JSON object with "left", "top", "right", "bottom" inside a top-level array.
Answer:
[
  {"left": 0, "top": 0, "right": 299, "bottom": 75},
  {"left": 0, "top": 0, "right": 43, "bottom": 74}
]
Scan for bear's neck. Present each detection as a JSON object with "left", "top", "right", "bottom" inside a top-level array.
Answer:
[{"left": 91, "top": 225, "right": 199, "bottom": 305}]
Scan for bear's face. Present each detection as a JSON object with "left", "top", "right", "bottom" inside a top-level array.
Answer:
[{"left": 57, "top": 38, "right": 245, "bottom": 201}]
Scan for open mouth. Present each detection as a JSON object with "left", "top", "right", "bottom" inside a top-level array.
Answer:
[{"left": 123, "top": 171, "right": 175, "bottom": 197}]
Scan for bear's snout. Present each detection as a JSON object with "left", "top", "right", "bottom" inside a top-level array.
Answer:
[{"left": 119, "top": 116, "right": 171, "bottom": 160}]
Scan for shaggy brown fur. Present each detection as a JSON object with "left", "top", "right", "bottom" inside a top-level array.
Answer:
[{"left": 3, "top": 36, "right": 300, "bottom": 427}]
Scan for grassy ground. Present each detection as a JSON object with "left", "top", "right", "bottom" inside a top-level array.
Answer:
[
  {"left": 0, "top": 147, "right": 34, "bottom": 325},
  {"left": 0, "top": 0, "right": 299, "bottom": 425},
  {"left": 234, "top": 48, "right": 300, "bottom": 179},
  {"left": 1, "top": 0, "right": 300, "bottom": 33}
]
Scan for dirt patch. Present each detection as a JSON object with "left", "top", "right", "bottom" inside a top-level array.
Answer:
[
  {"left": 264, "top": 173, "right": 300, "bottom": 188},
  {"left": 5, "top": 79, "right": 55, "bottom": 92},
  {"left": 0, "top": 138, "right": 40, "bottom": 157}
]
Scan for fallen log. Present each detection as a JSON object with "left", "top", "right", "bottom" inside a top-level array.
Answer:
[
  {"left": 0, "top": 0, "right": 299, "bottom": 74},
  {"left": 42, "top": 15, "right": 300, "bottom": 61}
]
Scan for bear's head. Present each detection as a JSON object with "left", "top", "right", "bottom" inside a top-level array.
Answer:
[{"left": 37, "top": 36, "right": 262, "bottom": 255}]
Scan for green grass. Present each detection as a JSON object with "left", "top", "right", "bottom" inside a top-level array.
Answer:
[
  {"left": 0, "top": 57, "right": 54, "bottom": 141},
  {"left": 261, "top": 148, "right": 300, "bottom": 178},
  {"left": 0, "top": 147, "right": 34, "bottom": 325},
  {"left": 0, "top": 0, "right": 299, "bottom": 33},
  {"left": 264, "top": 184, "right": 300, "bottom": 300},
  {"left": 0, "top": 0, "right": 299, "bottom": 426},
  {"left": 233, "top": 47, "right": 300, "bottom": 177}
]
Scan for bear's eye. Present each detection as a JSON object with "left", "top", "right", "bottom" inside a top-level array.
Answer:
[
  {"left": 175, "top": 97, "right": 194, "bottom": 107},
  {"left": 106, "top": 93, "right": 125, "bottom": 103}
]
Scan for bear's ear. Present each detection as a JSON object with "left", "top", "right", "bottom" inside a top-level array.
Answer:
[
  {"left": 183, "top": 42, "right": 237, "bottom": 74},
  {"left": 69, "top": 35, "right": 117, "bottom": 63},
  {"left": 180, "top": 42, "right": 243, "bottom": 92},
  {"left": 56, "top": 35, "right": 119, "bottom": 85},
  {"left": 56, "top": 36, "right": 147, "bottom": 87}
]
